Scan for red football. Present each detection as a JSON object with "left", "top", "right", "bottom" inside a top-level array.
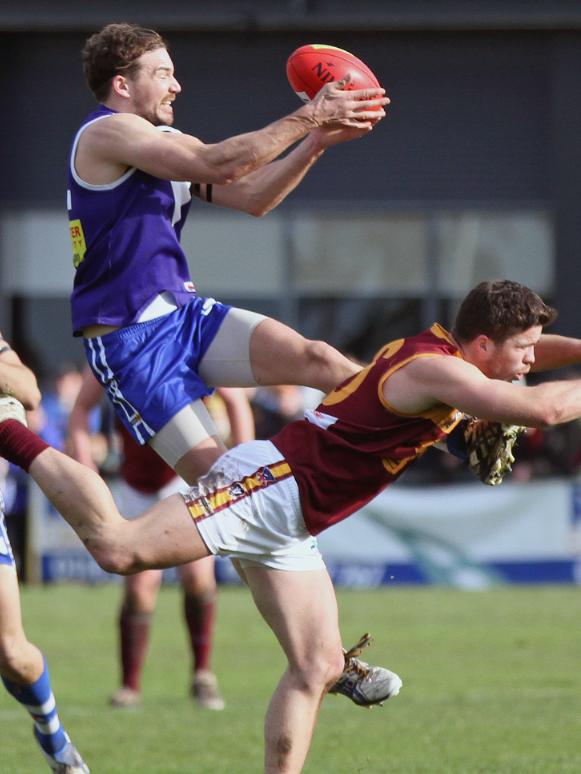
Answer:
[{"left": 286, "top": 44, "right": 381, "bottom": 103}]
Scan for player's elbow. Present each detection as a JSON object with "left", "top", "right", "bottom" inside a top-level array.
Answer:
[
  {"left": 205, "top": 145, "right": 259, "bottom": 186},
  {"left": 246, "top": 191, "right": 285, "bottom": 217},
  {"left": 216, "top": 162, "right": 256, "bottom": 187},
  {"left": 246, "top": 202, "right": 272, "bottom": 218},
  {"left": 89, "top": 543, "right": 139, "bottom": 576},
  {"left": 191, "top": 155, "right": 239, "bottom": 186},
  {"left": 227, "top": 183, "right": 277, "bottom": 217},
  {"left": 230, "top": 199, "right": 269, "bottom": 217},
  {"left": 533, "top": 402, "right": 564, "bottom": 428}
]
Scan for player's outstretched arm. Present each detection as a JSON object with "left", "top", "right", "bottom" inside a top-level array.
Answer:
[
  {"left": 83, "top": 79, "right": 387, "bottom": 187},
  {"left": 384, "top": 355, "right": 581, "bottom": 428},
  {"left": 196, "top": 79, "right": 386, "bottom": 188},
  {"left": 201, "top": 133, "right": 325, "bottom": 215},
  {"left": 204, "top": 132, "right": 327, "bottom": 215},
  {"left": 205, "top": 103, "right": 387, "bottom": 216},
  {"left": 531, "top": 334, "right": 581, "bottom": 372}
]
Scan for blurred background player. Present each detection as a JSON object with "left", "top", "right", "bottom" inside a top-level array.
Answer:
[
  {"left": 0, "top": 332, "right": 89, "bottom": 774},
  {"left": 250, "top": 385, "right": 306, "bottom": 439},
  {"left": 69, "top": 366, "right": 255, "bottom": 710},
  {"left": 39, "top": 362, "right": 85, "bottom": 452}
]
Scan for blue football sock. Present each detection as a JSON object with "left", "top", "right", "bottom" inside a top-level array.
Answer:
[{"left": 2, "top": 657, "right": 68, "bottom": 754}]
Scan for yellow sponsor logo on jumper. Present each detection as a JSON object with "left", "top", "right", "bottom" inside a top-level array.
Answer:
[{"left": 69, "top": 219, "right": 87, "bottom": 268}]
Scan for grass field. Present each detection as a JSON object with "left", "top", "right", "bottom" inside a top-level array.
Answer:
[{"left": 2, "top": 583, "right": 580, "bottom": 773}]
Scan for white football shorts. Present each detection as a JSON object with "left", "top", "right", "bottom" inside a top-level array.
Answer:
[
  {"left": 182, "top": 441, "right": 324, "bottom": 572},
  {"left": 114, "top": 475, "right": 188, "bottom": 519}
]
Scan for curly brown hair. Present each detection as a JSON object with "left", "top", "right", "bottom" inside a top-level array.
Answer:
[
  {"left": 453, "top": 280, "right": 557, "bottom": 343},
  {"left": 83, "top": 23, "right": 168, "bottom": 101}
]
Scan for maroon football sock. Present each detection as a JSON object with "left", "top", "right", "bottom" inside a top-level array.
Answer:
[
  {"left": 183, "top": 592, "right": 216, "bottom": 673},
  {"left": 119, "top": 606, "right": 152, "bottom": 692},
  {"left": 0, "top": 420, "right": 49, "bottom": 472}
]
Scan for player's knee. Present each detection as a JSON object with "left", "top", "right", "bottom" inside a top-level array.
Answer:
[
  {"left": 0, "top": 633, "right": 27, "bottom": 675},
  {"left": 81, "top": 523, "right": 142, "bottom": 575},
  {"left": 125, "top": 584, "right": 157, "bottom": 612},
  {"left": 303, "top": 339, "right": 354, "bottom": 393},
  {"left": 325, "top": 648, "right": 347, "bottom": 690},
  {"left": 290, "top": 646, "right": 344, "bottom": 695},
  {"left": 90, "top": 543, "right": 137, "bottom": 576},
  {"left": 304, "top": 338, "right": 334, "bottom": 371}
]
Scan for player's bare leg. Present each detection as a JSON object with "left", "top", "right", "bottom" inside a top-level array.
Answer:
[
  {"left": 199, "top": 310, "right": 359, "bottom": 396},
  {"left": 110, "top": 569, "right": 163, "bottom": 708},
  {"left": 244, "top": 565, "right": 344, "bottom": 774},
  {"left": 23, "top": 445, "right": 208, "bottom": 573},
  {"left": 165, "top": 309, "right": 359, "bottom": 486},
  {"left": 0, "top": 565, "right": 44, "bottom": 684},
  {"left": 147, "top": 397, "right": 227, "bottom": 486},
  {"left": 0, "top": 542, "right": 90, "bottom": 773},
  {"left": 168, "top": 436, "right": 225, "bottom": 486},
  {"left": 123, "top": 570, "right": 162, "bottom": 614},
  {"left": 0, "top": 409, "right": 206, "bottom": 572},
  {"left": 249, "top": 318, "right": 359, "bottom": 394},
  {"left": 179, "top": 558, "right": 225, "bottom": 710}
]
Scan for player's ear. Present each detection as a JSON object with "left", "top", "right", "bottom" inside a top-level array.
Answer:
[
  {"left": 476, "top": 334, "right": 492, "bottom": 354},
  {"left": 111, "top": 74, "right": 131, "bottom": 99}
]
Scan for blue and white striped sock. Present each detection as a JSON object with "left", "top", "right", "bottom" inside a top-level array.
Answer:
[{"left": 2, "top": 657, "right": 68, "bottom": 754}]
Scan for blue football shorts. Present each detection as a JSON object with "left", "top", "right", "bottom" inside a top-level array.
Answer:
[{"left": 84, "top": 296, "right": 230, "bottom": 446}]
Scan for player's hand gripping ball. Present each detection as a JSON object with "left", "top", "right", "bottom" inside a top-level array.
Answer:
[{"left": 286, "top": 44, "right": 381, "bottom": 103}]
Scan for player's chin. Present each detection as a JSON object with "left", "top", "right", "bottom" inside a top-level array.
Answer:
[{"left": 157, "top": 107, "right": 175, "bottom": 126}]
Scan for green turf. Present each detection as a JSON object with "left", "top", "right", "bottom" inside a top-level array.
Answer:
[{"left": 2, "top": 584, "right": 580, "bottom": 773}]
